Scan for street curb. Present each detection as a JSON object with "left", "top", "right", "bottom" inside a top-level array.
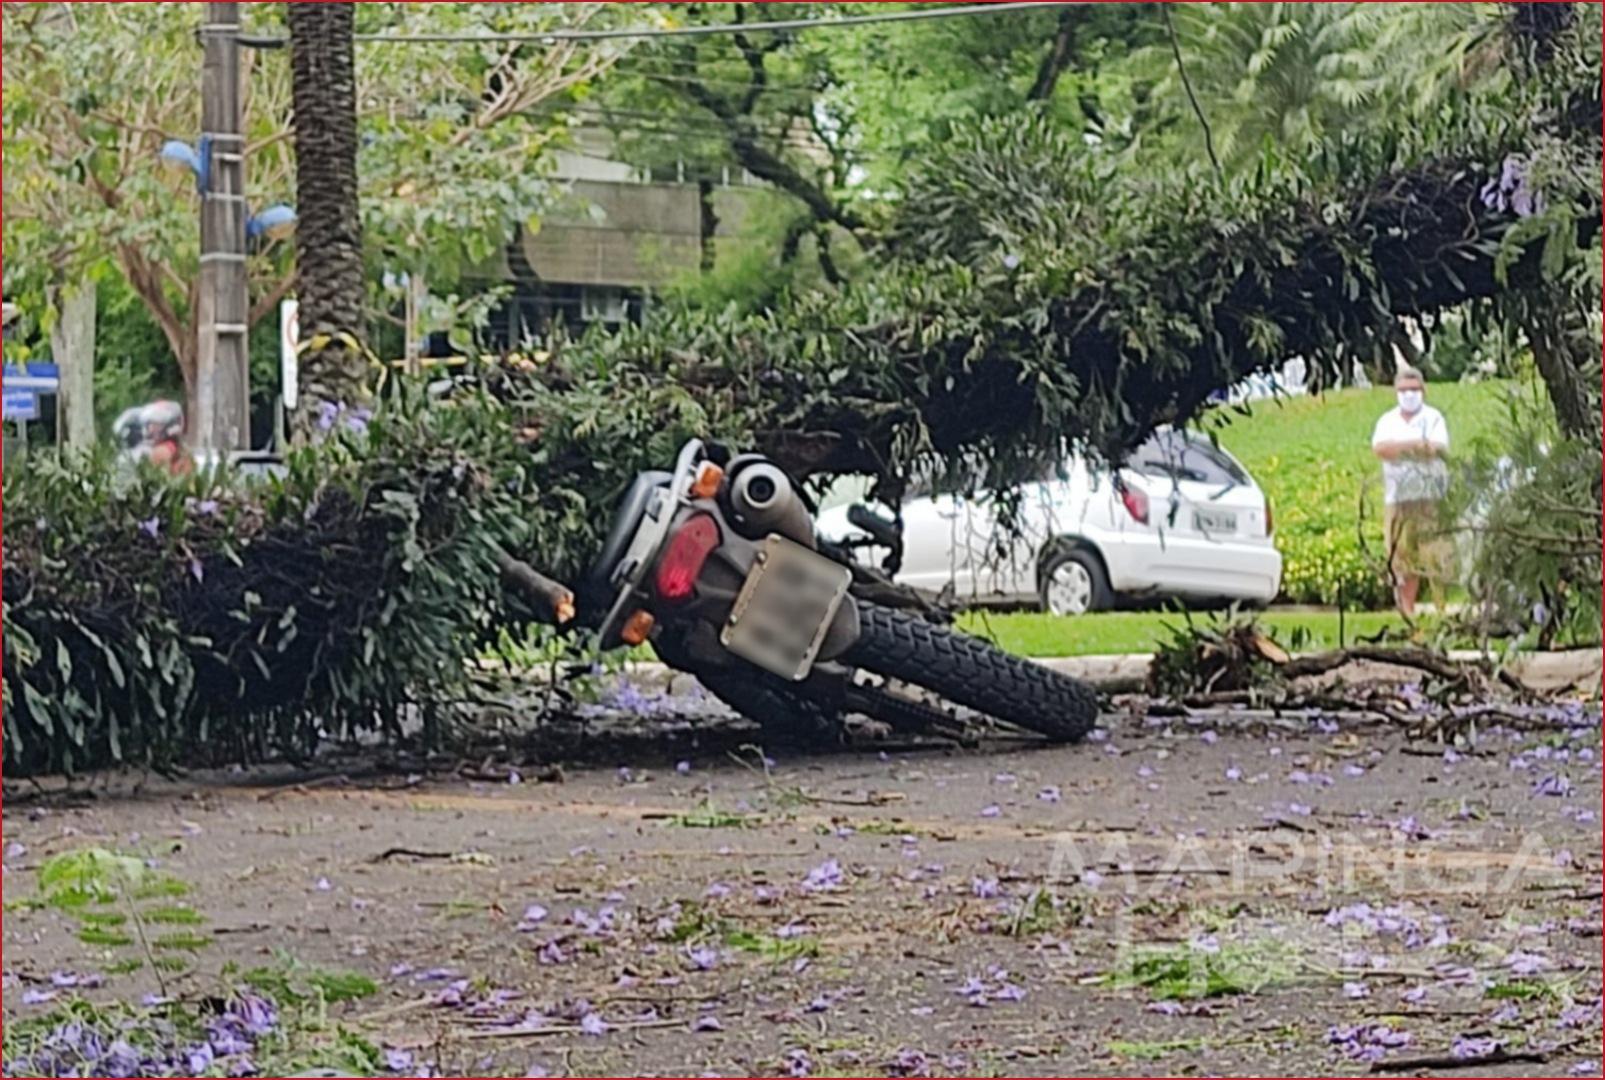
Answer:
[{"left": 609, "top": 648, "right": 1601, "bottom": 695}]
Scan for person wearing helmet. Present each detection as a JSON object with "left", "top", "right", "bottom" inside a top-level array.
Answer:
[{"left": 140, "top": 400, "right": 194, "bottom": 476}]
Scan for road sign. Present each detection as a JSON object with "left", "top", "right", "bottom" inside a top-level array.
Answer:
[
  {"left": 3, "top": 389, "right": 39, "bottom": 421},
  {"left": 281, "top": 299, "right": 299, "bottom": 409},
  {"left": 3, "top": 362, "right": 60, "bottom": 394}
]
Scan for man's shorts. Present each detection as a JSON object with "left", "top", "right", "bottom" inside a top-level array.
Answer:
[{"left": 1384, "top": 499, "right": 1454, "bottom": 582}]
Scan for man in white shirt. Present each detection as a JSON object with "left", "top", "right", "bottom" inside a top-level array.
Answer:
[{"left": 1372, "top": 366, "right": 1451, "bottom": 616}]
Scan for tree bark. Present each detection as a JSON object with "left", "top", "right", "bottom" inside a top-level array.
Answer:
[
  {"left": 1027, "top": 7, "right": 1081, "bottom": 102},
  {"left": 52, "top": 282, "right": 96, "bottom": 451},
  {"left": 288, "top": 0, "right": 367, "bottom": 436},
  {"left": 1519, "top": 292, "right": 1602, "bottom": 447}
]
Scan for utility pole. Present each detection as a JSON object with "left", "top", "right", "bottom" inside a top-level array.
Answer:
[{"left": 195, "top": 2, "right": 250, "bottom": 452}]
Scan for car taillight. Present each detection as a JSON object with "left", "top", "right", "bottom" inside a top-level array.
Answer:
[
  {"left": 655, "top": 514, "right": 721, "bottom": 603},
  {"left": 1119, "top": 482, "right": 1150, "bottom": 525},
  {"left": 1264, "top": 498, "right": 1274, "bottom": 536}
]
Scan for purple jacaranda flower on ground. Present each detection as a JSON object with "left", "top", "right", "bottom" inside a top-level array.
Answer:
[
  {"left": 1344, "top": 981, "right": 1370, "bottom": 999},
  {"left": 537, "top": 941, "right": 567, "bottom": 965},
  {"left": 1572, "top": 1062, "right": 1599, "bottom": 1076},
  {"left": 886, "top": 1048, "right": 932, "bottom": 1077},
  {"left": 1536, "top": 774, "right": 1574, "bottom": 797},
  {"left": 954, "top": 975, "right": 988, "bottom": 1001},
  {"left": 579, "top": 1012, "right": 608, "bottom": 1037},
  {"left": 1344, "top": 764, "right": 1367, "bottom": 777},
  {"left": 1558, "top": 1003, "right": 1599, "bottom": 1028},
  {"left": 1087, "top": 728, "right": 1108, "bottom": 742},
  {"left": 1452, "top": 1036, "right": 1501, "bottom": 1059},
  {"left": 5, "top": 842, "right": 27, "bottom": 860},
  {"left": 518, "top": 903, "right": 549, "bottom": 929},
  {"left": 314, "top": 876, "right": 332, "bottom": 892},
  {"left": 1556, "top": 849, "right": 1576, "bottom": 868},
  {"left": 802, "top": 858, "right": 844, "bottom": 892},
  {"left": 1490, "top": 1003, "right": 1521, "bottom": 1025},
  {"left": 1038, "top": 785, "right": 1061, "bottom": 802},
  {"left": 21, "top": 988, "right": 55, "bottom": 1005},
  {"left": 980, "top": 804, "right": 1002, "bottom": 818},
  {"left": 1392, "top": 815, "right": 1434, "bottom": 841},
  {"left": 138, "top": 517, "right": 161, "bottom": 539},
  {"left": 753, "top": 885, "right": 778, "bottom": 904},
  {"left": 386, "top": 1047, "right": 416, "bottom": 1072},
  {"left": 1507, "top": 951, "right": 1551, "bottom": 976},
  {"left": 1401, "top": 986, "right": 1429, "bottom": 1004},
  {"left": 783, "top": 1048, "right": 813, "bottom": 1076},
  {"left": 994, "top": 772, "right": 1016, "bottom": 784},
  {"left": 693, "top": 1014, "right": 723, "bottom": 1032},
  {"left": 1328, "top": 1024, "right": 1412, "bottom": 1062},
  {"left": 971, "top": 877, "right": 1001, "bottom": 899},
  {"left": 704, "top": 882, "right": 732, "bottom": 900},
  {"left": 676, "top": 760, "right": 692, "bottom": 775},
  {"left": 685, "top": 945, "right": 719, "bottom": 971},
  {"left": 1226, "top": 765, "right": 1244, "bottom": 782},
  {"left": 775, "top": 921, "right": 810, "bottom": 939},
  {"left": 100, "top": 1040, "right": 143, "bottom": 1078},
  {"left": 1287, "top": 802, "right": 1313, "bottom": 816},
  {"left": 1190, "top": 934, "right": 1221, "bottom": 955},
  {"left": 1137, "top": 765, "right": 1155, "bottom": 779},
  {"left": 1082, "top": 868, "right": 1105, "bottom": 889},
  {"left": 993, "top": 983, "right": 1026, "bottom": 1003},
  {"left": 1002, "top": 253, "right": 1022, "bottom": 271},
  {"left": 1201, "top": 730, "right": 1219, "bottom": 744},
  {"left": 186, "top": 1043, "right": 217, "bottom": 1074},
  {"left": 1288, "top": 769, "right": 1311, "bottom": 785}
]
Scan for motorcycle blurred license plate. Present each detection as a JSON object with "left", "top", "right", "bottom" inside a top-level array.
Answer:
[
  {"left": 1194, "top": 509, "right": 1237, "bottom": 533},
  {"left": 722, "top": 534, "right": 852, "bottom": 681}
]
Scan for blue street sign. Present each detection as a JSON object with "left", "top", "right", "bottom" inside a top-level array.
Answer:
[
  {"left": 3, "top": 388, "right": 39, "bottom": 421},
  {"left": 3, "top": 362, "right": 60, "bottom": 394}
]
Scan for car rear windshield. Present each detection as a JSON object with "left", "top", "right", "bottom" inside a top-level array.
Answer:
[{"left": 1128, "top": 431, "right": 1248, "bottom": 486}]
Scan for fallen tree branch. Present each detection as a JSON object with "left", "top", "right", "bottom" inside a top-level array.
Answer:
[
  {"left": 490, "top": 544, "right": 575, "bottom": 625},
  {"left": 1282, "top": 645, "right": 1470, "bottom": 682},
  {"left": 1370, "top": 1043, "right": 1574, "bottom": 1073}
]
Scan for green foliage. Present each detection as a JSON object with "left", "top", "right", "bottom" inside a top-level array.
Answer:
[
  {"left": 242, "top": 951, "right": 379, "bottom": 1007},
  {"left": 34, "top": 847, "right": 208, "bottom": 980},
  {"left": 2, "top": 381, "right": 541, "bottom": 776},
  {"left": 1106, "top": 940, "right": 1294, "bottom": 1000},
  {"left": 1445, "top": 389, "right": 1603, "bottom": 648},
  {"left": 723, "top": 927, "right": 820, "bottom": 964}
]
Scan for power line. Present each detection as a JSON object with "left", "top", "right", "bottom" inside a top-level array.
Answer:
[{"left": 237, "top": 2, "right": 1082, "bottom": 49}]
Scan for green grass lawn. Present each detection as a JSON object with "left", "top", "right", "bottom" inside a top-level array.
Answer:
[{"left": 955, "top": 608, "right": 1407, "bottom": 658}]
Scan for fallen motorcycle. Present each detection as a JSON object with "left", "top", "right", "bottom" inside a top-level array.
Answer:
[{"left": 579, "top": 439, "right": 1098, "bottom": 744}]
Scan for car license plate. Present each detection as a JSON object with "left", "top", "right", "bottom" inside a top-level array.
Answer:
[
  {"left": 722, "top": 534, "right": 853, "bottom": 681},
  {"left": 1194, "top": 508, "right": 1238, "bottom": 533}
]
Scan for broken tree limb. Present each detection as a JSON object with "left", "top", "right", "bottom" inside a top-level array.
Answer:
[{"left": 490, "top": 544, "right": 575, "bottom": 625}]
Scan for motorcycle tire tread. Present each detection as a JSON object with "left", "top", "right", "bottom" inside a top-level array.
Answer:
[{"left": 846, "top": 601, "right": 1099, "bottom": 743}]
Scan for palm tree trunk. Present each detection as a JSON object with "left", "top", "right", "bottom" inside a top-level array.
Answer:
[{"left": 288, "top": 0, "right": 367, "bottom": 436}]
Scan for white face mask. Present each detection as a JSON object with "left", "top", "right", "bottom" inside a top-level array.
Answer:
[{"left": 1397, "top": 389, "right": 1424, "bottom": 413}]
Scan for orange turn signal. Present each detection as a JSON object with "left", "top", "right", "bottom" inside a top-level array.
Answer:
[
  {"left": 691, "top": 462, "right": 725, "bottom": 499},
  {"left": 620, "top": 609, "right": 656, "bottom": 646}
]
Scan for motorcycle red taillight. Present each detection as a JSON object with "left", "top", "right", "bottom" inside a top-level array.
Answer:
[
  {"left": 1119, "top": 481, "right": 1150, "bottom": 525},
  {"left": 655, "top": 514, "right": 721, "bottom": 603}
]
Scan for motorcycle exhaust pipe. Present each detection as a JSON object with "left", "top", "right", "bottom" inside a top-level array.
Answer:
[{"left": 728, "top": 462, "right": 814, "bottom": 545}]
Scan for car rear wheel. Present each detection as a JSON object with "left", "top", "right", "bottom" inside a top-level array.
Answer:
[{"left": 1040, "top": 549, "right": 1113, "bottom": 616}]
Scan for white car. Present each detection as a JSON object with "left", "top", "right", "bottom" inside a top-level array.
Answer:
[{"left": 816, "top": 429, "right": 1282, "bottom": 615}]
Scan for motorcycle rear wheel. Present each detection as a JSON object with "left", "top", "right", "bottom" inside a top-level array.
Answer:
[{"left": 843, "top": 601, "right": 1098, "bottom": 742}]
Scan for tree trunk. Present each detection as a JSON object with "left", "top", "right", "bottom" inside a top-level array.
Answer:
[
  {"left": 288, "top": 0, "right": 367, "bottom": 437},
  {"left": 1519, "top": 292, "right": 1602, "bottom": 447},
  {"left": 51, "top": 282, "right": 96, "bottom": 451}
]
